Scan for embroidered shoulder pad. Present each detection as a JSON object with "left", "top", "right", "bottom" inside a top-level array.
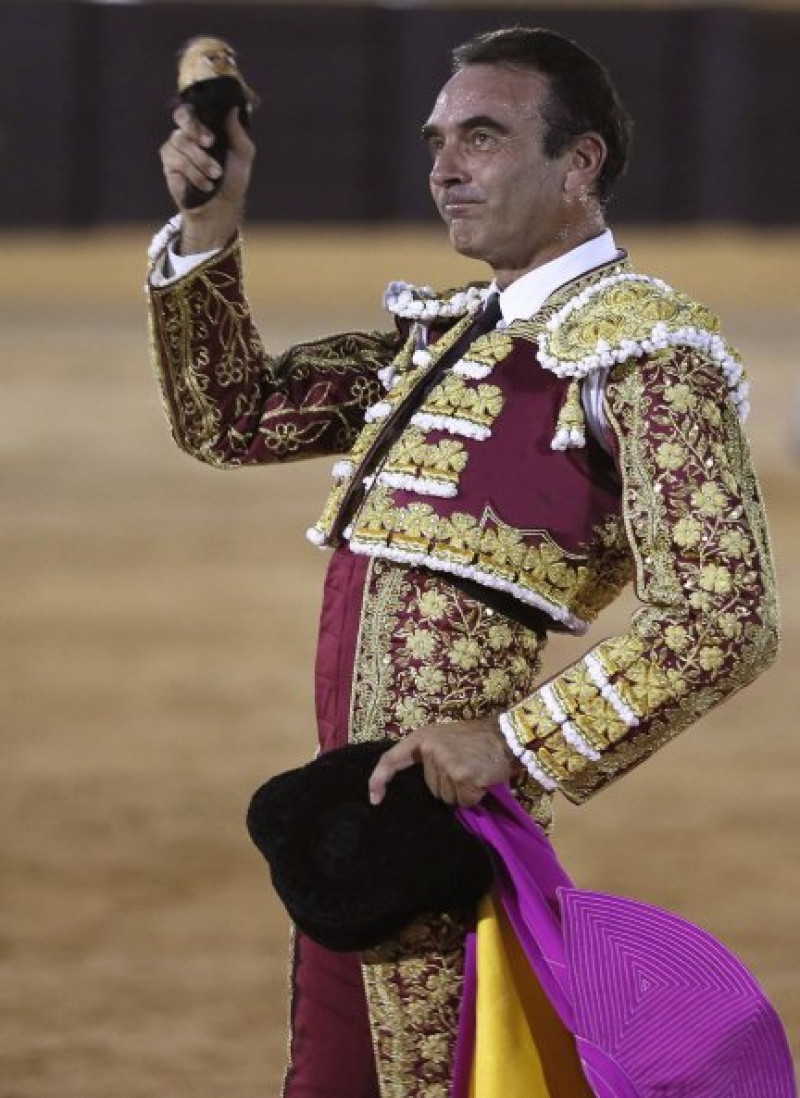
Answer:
[
  {"left": 537, "top": 272, "right": 749, "bottom": 420},
  {"left": 384, "top": 279, "right": 489, "bottom": 321}
]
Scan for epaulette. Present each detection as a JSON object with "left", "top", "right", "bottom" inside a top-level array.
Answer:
[{"left": 532, "top": 272, "right": 749, "bottom": 421}]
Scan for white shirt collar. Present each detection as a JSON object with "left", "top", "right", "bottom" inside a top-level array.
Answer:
[{"left": 493, "top": 230, "right": 620, "bottom": 324}]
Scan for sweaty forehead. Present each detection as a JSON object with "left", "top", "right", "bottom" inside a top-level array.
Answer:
[{"left": 426, "top": 64, "right": 549, "bottom": 129}]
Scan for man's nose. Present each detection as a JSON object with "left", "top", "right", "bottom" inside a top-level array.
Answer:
[{"left": 430, "top": 144, "right": 468, "bottom": 188}]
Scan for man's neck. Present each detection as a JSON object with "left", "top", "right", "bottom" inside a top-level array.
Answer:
[
  {"left": 492, "top": 227, "right": 620, "bottom": 324},
  {"left": 493, "top": 218, "right": 608, "bottom": 291}
]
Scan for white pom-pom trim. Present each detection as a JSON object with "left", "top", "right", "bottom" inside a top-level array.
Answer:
[
  {"left": 384, "top": 281, "right": 488, "bottom": 321},
  {"left": 584, "top": 652, "right": 640, "bottom": 727},
  {"left": 346, "top": 538, "right": 587, "bottom": 632},
  {"left": 375, "top": 472, "right": 458, "bottom": 498},
  {"left": 453, "top": 359, "right": 493, "bottom": 380},
  {"left": 364, "top": 401, "right": 392, "bottom": 423},
  {"left": 498, "top": 714, "right": 558, "bottom": 791},
  {"left": 541, "top": 685, "right": 602, "bottom": 761},
  {"left": 550, "top": 426, "right": 586, "bottom": 451},
  {"left": 538, "top": 273, "right": 749, "bottom": 420},
  {"left": 305, "top": 526, "right": 327, "bottom": 548},
  {"left": 377, "top": 365, "right": 396, "bottom": 391},
  {"left": 410, "top": 412, "right": 492, "bottom": 441}
]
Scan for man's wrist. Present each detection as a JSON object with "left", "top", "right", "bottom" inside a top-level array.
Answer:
[
  {"left": 490, "top": 717, "right": 525, "bottom": 777},
  {"left": 176, "top": 210, "right": 241, "bottom": 255},
  {"left": 175, "top": 229, "right": 233, "bottom": 256}
]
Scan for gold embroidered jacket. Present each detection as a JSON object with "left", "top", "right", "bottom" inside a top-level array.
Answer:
[{"left": 147, "top": 236, "right": 779, "bottom": 803}]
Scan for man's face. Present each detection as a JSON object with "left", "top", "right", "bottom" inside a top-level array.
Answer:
[{"left": 423, "top": 64, "right": 573, "bottom": 279}]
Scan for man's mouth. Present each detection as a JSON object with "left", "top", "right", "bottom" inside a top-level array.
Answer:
[{"left": 442, "top": 198, "right": 481, "bottom": 218}]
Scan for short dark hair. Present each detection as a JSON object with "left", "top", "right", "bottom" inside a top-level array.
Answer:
[{"left": 452, "top": 27, "right": 632, "bottom": 203}]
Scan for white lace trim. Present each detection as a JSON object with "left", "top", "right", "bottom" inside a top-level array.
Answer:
[
  {"left": 147, "top": 214, "right": 183, "bottom": 262},
  {"left": 541, "top": 685, "right": 602, "bottom": 762},
  {"left": 498, "top": 714, "right": 558, "bottom": 792},
  {"left": 584, "top": 651, "right": 641, "bottom": 727}
]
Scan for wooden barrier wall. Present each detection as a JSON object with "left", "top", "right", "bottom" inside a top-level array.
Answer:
[{"left": 2, "top": 1, "right": 797, "bottom": 225}]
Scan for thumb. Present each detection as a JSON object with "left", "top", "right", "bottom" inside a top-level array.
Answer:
[{"left": 226, "top": 105, "right": 253, "bottom": 153}]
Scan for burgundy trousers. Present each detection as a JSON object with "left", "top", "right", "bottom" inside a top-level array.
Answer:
[{"left": 282, "top": 551, "right": 380, "bottom": 1097}]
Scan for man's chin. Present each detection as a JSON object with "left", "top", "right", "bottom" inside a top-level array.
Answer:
[{"left": 447, "top": 224, "right": 485, "bottom": 261}]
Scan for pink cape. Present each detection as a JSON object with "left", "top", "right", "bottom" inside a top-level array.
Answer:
[{"left": 454, "top": 785, "right": 796, "bottom": 1098}]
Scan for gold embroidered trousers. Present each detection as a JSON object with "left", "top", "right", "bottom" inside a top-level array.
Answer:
[{"left": 284, "top": 550, "right": 550, "bottom": 1097}]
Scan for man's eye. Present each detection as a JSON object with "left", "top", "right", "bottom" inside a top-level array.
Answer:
[{"left": 470, "top": 131, "right": 496, "bottom": 150}]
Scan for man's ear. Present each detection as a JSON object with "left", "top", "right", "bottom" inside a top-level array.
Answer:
[{"left": 563, "top": 132, "right": 607, "bottom": 197}]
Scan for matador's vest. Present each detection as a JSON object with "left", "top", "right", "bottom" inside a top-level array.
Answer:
[{"left": 307, "top": 258, "right": 748, "bottom": 635}]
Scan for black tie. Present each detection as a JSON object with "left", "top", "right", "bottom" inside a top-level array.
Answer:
[{"left": 328, "top": 293, "right": 503, "bottom": 545}]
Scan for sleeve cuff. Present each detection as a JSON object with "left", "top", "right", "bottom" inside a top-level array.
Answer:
[
  {"left": 498, "top": 712, "right": 558, "bottom": 792},
  {"left": 147, "top": 214, "right": 221, "bottom": 288}
]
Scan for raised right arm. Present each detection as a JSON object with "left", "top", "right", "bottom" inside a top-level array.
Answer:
[
  {"left": 148, "top": 104, "right": 401, "bottom": 468},
  {"left": 148, "top": 237, "right": 401, "bottom": 467}
]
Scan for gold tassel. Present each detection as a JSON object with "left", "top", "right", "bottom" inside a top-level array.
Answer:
[{"left": 551, "top": 379, "right": 586, "bottom": 451}]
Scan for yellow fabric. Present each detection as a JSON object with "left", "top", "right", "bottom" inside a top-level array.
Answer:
[{"left": 471, "top": 893, "right": 594, "bottom": 1098}]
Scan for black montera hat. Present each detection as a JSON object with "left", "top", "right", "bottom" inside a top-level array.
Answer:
[{"left": 246, "top": 740, "right": 495, "bottom": 952}]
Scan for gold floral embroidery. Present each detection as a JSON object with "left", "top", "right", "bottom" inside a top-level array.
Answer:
[
  {"left": 455, "top": 330, "right": 514, "bottom": 371},
  {"left": 313, "top": 325, "right": 515, "bottom": 529},
  {"left": 349, "top": 488, "right": 632, "bottom": 629},
  {"left": 506, "top": 349, "right": 779, "bottom": 803},
  {"left": 350, "top": 557, "right": 545, "bottom": 742},
  {"left": 361, "top": 911, "right": 468, "bottom": 1098},
  {"left": 416, "top": 374, "right": 505, "bottom": 430},
  {"left": 545, "top": 278, "right": 723, "bottom": 365},
  {"left": 349, "top": 558, "right": 552, "bottom": 1092},
  {"left": 552, "top": 666, "right": 628, "bottom": 749},
  {"left": 148, "top": 241, "right": 397, "bottom": 467},
  {"left": 508, "top": 693, "right": 560, "bottom": 744},
  {"left": 381, "top": 427, "right": 468, "bottom": 489}
]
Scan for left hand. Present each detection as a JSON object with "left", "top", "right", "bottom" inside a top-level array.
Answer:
[{"left": 368, "top": 716, "right": 516, "bottom": 808}]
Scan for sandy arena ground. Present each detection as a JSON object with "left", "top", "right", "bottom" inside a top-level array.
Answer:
[{"left": 1, "top": 227, "right": 798, "bottom": 1096}]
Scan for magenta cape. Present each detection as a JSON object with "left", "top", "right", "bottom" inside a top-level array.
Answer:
[{"left": 455, "top": 786, "right": 796, "bottom": 1098}]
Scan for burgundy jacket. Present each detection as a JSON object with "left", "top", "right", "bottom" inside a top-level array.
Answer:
[{"left": 148, "top": 233, "right": 778, "bottom": 803}]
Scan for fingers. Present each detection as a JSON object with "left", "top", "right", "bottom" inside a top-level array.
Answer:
[
  {"left": 422, "top": 754, "right": 457, "bottom": 806},
  {"left": 369, "top": 720, "right": 506, "bottom": 808},
  {"left": 173, "top": 103, "right": 212, "bottom": 144},
  {"left": 368, "top": 739, "right": 420, "bottom": 806},
  {"left": 160, "top": 107, "right": 222, "bottom": 201},
  {"left": 368, "top": 732, "right": 486, "bottom": 808},
  {"left": 424, "top": 753, "right": 484, "bottom": 807}
]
